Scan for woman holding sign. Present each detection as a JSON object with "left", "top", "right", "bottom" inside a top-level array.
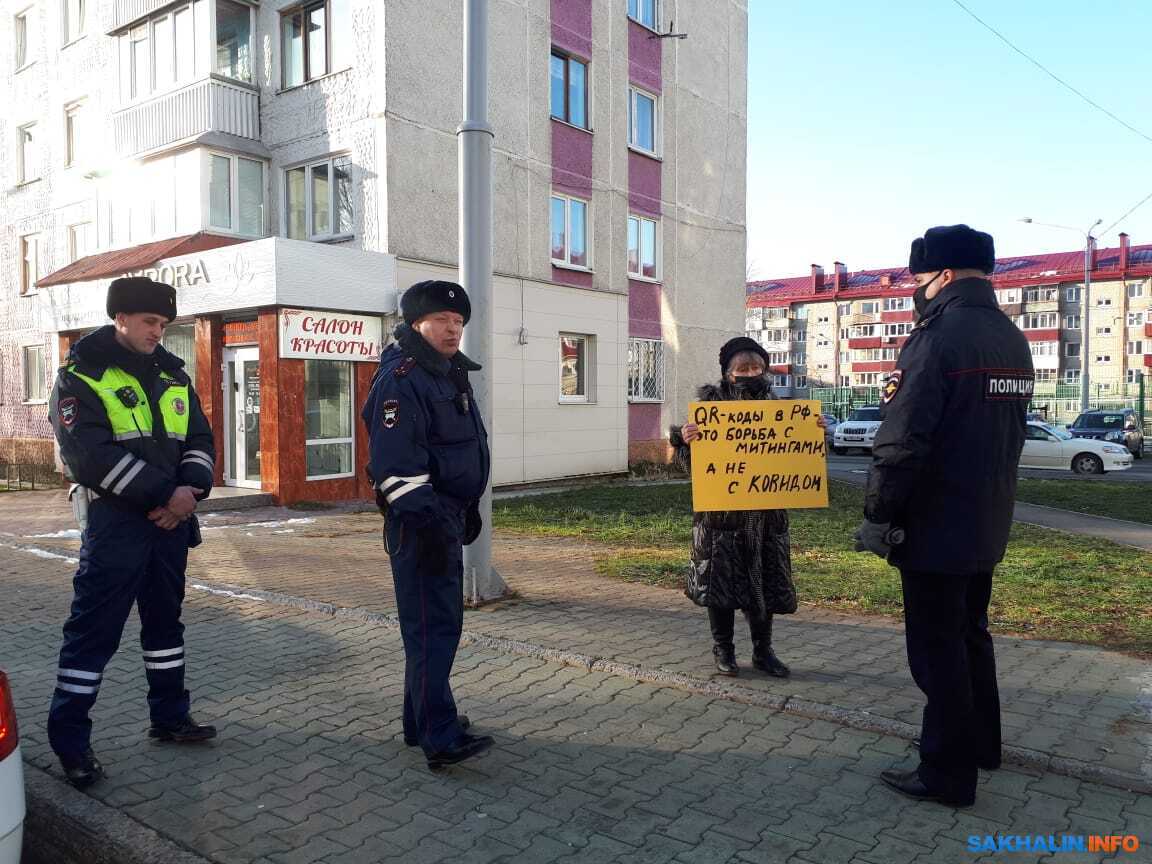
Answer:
[{"left": 669, "top": 336, "right": 807, "bottom": 678}]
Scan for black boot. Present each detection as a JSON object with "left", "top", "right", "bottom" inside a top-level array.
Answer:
[
  {"left": 712, "top": 644, "right": 739, "bottom": 676},
  {"left": 58, "top": 749, "right": 104, "bottom": 789},
  {"left": 426, "top": 733, "right": 494, "bottom": 770},
  {"left": 405, "top": 715, "right": 471, "bottom": 747},
  {"left": 750, "top": 613, "right": 791, "bottom": 678},
  {"left": 149, "top": 715, "right": 217, "bottom": 743}
]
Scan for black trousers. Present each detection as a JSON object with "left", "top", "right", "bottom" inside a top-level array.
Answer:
[
  {"left": 900, "top": 570, "right": 1001, "bottom": 798},
  {"left": 707, "top": 607, "right": 772, "bottom": 650}
]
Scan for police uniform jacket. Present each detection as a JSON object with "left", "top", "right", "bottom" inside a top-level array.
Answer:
[
  {"left": 49, "top": 325, "right": 215, "bottom": 511},
  {"left": 864, "top": 278, "right": 1034, "bottom": 575},
  {"left": 363, "top": 324, "right": 490, "bottom": 526}
]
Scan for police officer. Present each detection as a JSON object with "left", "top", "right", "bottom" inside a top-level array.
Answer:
[
  {"left": 48, "top": 277, "right": 218, "bottom": 788},
  {"left": 855, "top": 225, "right": 1034, "bottom": 807},
  {"left": 363, "top": 280, "right": 495, "bottom": 770}
]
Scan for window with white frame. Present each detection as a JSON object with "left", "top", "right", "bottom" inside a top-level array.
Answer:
[
  {"left": 860, "top": 301, "right": 879, "bottom": 315},
  {"left": 22, "top": 344, "right": 46, "bottom": 402},
  {"left": 853, "top": 348, "right": 899, "bottom": 361},
  {"left": 559, "top": 334, "right": 593, "bottom": 402},
  {"left": 839, "top": 375, "right": 851, "bottom": 387},
  {"left": 1127, "top": 341, "right": 1144, "bottom": 356},
  {"left": 14, "top": 7, "right": 35, "bottom": 68},
  {"left": 997, "top": 289, "right": 1020, "bottom": 304},
  {"left": 837, "top": 303, "right": 851, "bottom": 316},
  {"left": 550, "top": 50, "right": 588, "bottom": 129},
  {"left": 64, "top": 100, "right": 86, "bottom": 167},
  {"left": 63, "top": 0, "right": 85, "bottom": 43},
  {"left": 19, "top": 234, "right": 41, "bottom": 295},
  {"left": 627, "top": 213, "right": 658, "bottom": 279},
  {"left": 550, "top": 193, "right": 589, "bottom": 268},
  {"left": 1128, "top": 312, "right": 1146, "bottom": 327},
  {"left": 67, "top": 222, "right": 93, "bottom": 262},
  {"left": 1064, "top": 369, "right": 1081, "bottom": 383},
  {"left": 1126, "top": 369, "right": 1142, "bottom": 384},
  {"left": 123, "top": 3, "right": 203, "bottom": 99},
  {"left": 1024, "top": 286, "right": 1058, "bottom": 303},
  {"left": 1094, "top": 325, "right": 1112, "bottom": 337},
  {"left": 793, "top": 306, "right": 808, "bottom": 320},
  {"left": 304, "top": 359, "right": 353, "bottom": 478},
  {"left": 770, "top": 374, "right": 790, "bottom": 388},
  {"left": 850, "top": 324, "right": 876, "bottom": 338},
  {"left": 1096, "top": 297, "right": 1113, "bottom": 307},
  {"left": 1063, "top": 314, "right": 1081, "bottom": 330},
  {"left": 17, "top": 123, "right": 39, "bottom": 183},
  {"left": 882, "top": 297, "right": 912, "bottom": 312},
  {"left": 627, "top": 0, "right": 656, "bottom": 28},
  {"left": 627, "top": 338, "right": 664, "bottom": 402},
  {"left": 1029, "top": 342, "right": 1058, "bottom": 357},
  {"left": 1065, "top": 342, "right": 1080, "bottom": 358},
  {"left": 1065, "top": 286, "right": 1081, "bottom": 303},
  {"left": 816, "top": 337, "right": 830, "bottom": 347},
  {"left": 210, "top": 153, "right": 265, "bottom": 236},
  {"left": 281, "top": 0, "right": 351, "bottom": 88},
  {"left": 1095, "top": 354, "right": 1111, "bottom": 363},
  {"left": 1020, "top": 312, "right": 1058, "bottom": 330},
  {"left": 162, "top": 323, "right": 197, "bottom": 384},
  {"left": 816, "top": 315, "right": 829, "bottom": 324},
  {"left": 838, "top": 327, "right": 849, "bottom": 340},
  {"left": 767, "top": 352, "right": 788, "bottom": 365},
  {"left": 1034, "top": 369, "right": 1055, "bottom": 383},
  {"left": 791, "top": 328, "right": 807, "bottom": 342},
  {"left": 744, "top": 310, "right": 763, "bottom": 330},
  {"left": 286, "top": 155, "right": 352, "bottom": 241},
  {"left": 883, "top": 322, "right": 911, "bottom": 338},
  {"left": 627, "top": 86, "right": 658, "bottom": 155},
  {"left": 794, "top": 374, "right": 808, "bottom": 389},
  {"left": 839, "top": 351, "right": 849, "bottom": 363},
  {"left": 1128, "top": 282, "right": 1145, "bottom": 298},
  {"left": 858, "top": 372, "right": 881, "bottom": 386}
]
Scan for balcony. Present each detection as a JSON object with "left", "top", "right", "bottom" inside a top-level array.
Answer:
[{"left": 112, "top": 76, "right": 260, "bottom": 158}]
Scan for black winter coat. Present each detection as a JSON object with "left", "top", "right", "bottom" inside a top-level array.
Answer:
[
  {"left": 670, "top": 381, "right": 798, "bottom": 616},
  {"left": 864, "top": 277, "right": 1034, "bottom": 575}
]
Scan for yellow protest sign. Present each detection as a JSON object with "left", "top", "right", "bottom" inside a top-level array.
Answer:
[{"left": 688, "top": 399, "right": 829, "bottom": 512}]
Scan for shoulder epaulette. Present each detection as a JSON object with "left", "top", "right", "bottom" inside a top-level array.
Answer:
[{"left": 394, "top": 357, "right": 417, "bottom": 378}]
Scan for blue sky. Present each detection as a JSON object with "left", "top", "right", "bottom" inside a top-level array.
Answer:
[{"left": 746, "top": 0, "right": 1152, "bottom": 279}]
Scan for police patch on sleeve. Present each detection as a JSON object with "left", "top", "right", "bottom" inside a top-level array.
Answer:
[
  {"left": 382, "top": 399, "right": 400, "bottom": 429},
  {"left": 881, "top": 370, "right": 903, "bottom": 404},
  {"left": 985, "top": 372, "right": 1035, "bottom": 401},
  {"left": 59, "top": 397, "right": 78, "bottom": 427}
]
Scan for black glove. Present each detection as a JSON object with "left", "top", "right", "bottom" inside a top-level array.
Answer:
[
  {"left": 415, "top": 521, "right": 451, "bottom": 575},
  {"left": 464, "top": 502, "right": 482, "bottom": 546},
  {"left": 854, "top": 520, "right": 894, "bottom": 558}
]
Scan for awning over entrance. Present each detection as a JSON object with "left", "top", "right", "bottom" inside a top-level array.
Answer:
[{"left": 36, "top": 232, "right": 247, "bottom": 289}]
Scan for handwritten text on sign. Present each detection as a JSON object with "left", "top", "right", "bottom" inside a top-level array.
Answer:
[{"left": 689, "top": 399, "right": 829, "bottom": 512}]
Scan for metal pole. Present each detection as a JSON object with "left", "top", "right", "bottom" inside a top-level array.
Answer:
[
  {"left": 459, "top": 0, "right": 504, "bottom": 601},
  {"left": 1080, "top": 234, "right": 1094, "bottom": 413}
]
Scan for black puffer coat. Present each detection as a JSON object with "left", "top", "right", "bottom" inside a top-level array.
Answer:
[{"left": 669, "top": 381, "right": 798, "bottom": 616}]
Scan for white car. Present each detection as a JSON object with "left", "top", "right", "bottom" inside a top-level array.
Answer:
[
  {"left": 832, "top": 406, "right": 883, "bottom": 454},
  {"left": 1021, "top": 422, "right": 1133, "bottom": 474},
  {"left": 0, "top": 671, "right": 24, "bottom": 864}
]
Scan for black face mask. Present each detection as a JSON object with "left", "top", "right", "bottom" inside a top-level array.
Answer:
[
  {"left": 730, "top": 375, "right": 770, "bottom": 398},
  {"left": 913, "top": 271, "right": 943, "bottom": 318}
]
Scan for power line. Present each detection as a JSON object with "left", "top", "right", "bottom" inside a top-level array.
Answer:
[
  {"left": 948, "top": 0, "right": 1152, "bottom": 148},
  {"left": 1101, "top": 188, "right": 1152, "bottom": 237}
]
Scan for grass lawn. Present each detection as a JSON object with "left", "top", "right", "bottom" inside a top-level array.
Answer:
[
  {"left": 493, "top": 481, "right": 1152, "bottom": 655},
  {"left": 1015, "top": 479, "right": 1152, "bottom": 525}
]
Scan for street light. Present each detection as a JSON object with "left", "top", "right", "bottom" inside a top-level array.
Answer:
[{"left": 1019, "top": 217, "right": 1103, "bottom": 412}]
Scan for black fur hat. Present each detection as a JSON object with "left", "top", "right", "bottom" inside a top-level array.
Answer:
[
  {"left": 106, "top": 277, "right": 177, "bottom": 321},
  {"left": 908, "top": 224, "right": 995, "bottom": 275},
  {"left": 719, "top": 336, "right": 770, "bottom": 376},
  {"left": 400, "top": 280, "right": 471, "bottom": 325}
]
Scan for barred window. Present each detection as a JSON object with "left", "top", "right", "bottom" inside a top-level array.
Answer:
[{"left": 627, "top": 338, "right": 664, "bottom": 402}]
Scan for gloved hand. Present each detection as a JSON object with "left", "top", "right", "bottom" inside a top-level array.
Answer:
[
  {"left": 415, "top": 521, "right": 451, "bottom": 575},
  {"left": 854, "top": 520, "right": 894, "bottom": 558},
  {"left": 464, "top": 502, "right": 482, "bottom": 546}
]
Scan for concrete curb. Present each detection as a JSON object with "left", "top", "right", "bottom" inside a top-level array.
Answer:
[
  {"left": 23, "top": 763, "right": 213, "bottom": 864},
  {"left": 190, "top": 579, "right": 1152, "bottom": 797}
]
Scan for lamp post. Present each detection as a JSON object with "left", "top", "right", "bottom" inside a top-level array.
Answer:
[{"left": 1019, "top": 217, "right": 1102, "bottom": 413}]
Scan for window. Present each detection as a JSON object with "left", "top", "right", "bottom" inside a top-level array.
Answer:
[
  {"left": 1064, "top": 369, "right": 1081, "bottom": 384},
  {"left": 1127, "top": 369, "right": 1142, "bottom": 384},
  {"left": 1128, "top": 312, "right": 1146, "bottom": 327},
  {"left": 560, "top": 334, "right": 592, "bottom": 402},
  {"left": 210, "top": 153, "right": 265, "bottom": 235},
  {"left": 839, "top": 375, "right": 851, "bottom": 387},
  {"left": 286, "top": 157, "right": 352, "bottom": 240},
  {"left": 858, "top": 373, "right": 881, "bottom": 386},
  {"left": 1063, "top": 315, "right": 1081, "bottom": 330},
  {"left": 860, "top": 301, "right": 879, "bottom": 315},
  {"left": 1094, "top": 326, "right": 1112, "bottom": 337},
  {"left": 838, "top": 328, "right": 849, "bottom": 340},
  {"left": 816, "top": 315, "right": 829, "bottom": 324},
  {"left": 67, "top": 223, "right": 92, "bottom": 262},
  {"left": 1029, "top": 342, "right": 1058, "bottom": 357},
  {"left": 791, "top": 329, "right": 807, "bottom": 343},
  {"left": 163, "top": 323, "right": 197, "bottom": 384},
  {"left": 174, "top": 6, "right": 194, "bottom": 81},
  {"left": 770, "top": 374, "right": 790, "bottom": 388},
  {"left": 837, "top": 303, "right": 851, "bottom": 316},
  {"left": 627, "top": 214, "right": 658, "bottom": 279},
  {"left": 550, "top": 51, "right": 587, "bottom": 129},
  {"left": 1096, "top": 297, "right": 1113, "bottom": 307},
  {"left": 628, "top": 0, "right": 656, "bottom": 29},
  {"left": 64, "top": 100, "right": 86, "bottom": 167},
  {"left": 998, "top": 289, "right": 1020, "bottom": 304},
  {"left": 281, "top": 0, "right": 350, "bottom": 87},
  {"left": 766, "top": 352, "right": 788, "bottom": 365},
  {"left": 764, "top": 308, "right": 788, "bottom": 321},
  {"left": 1128, "top": 282, "right": 1145, "bottom": 298},
  {"left": 793, "top": 306, "right": 808, "bottom": 320},
  {"left": 883, "top": 322, "right": 911, "bottom": 338},
  {"left": 850, "top": 324, "right": 876, "bottom": 338},
  {"left": 1034, "top": 369, "right": 1055, "bottom": 383},
  {"left": 1024, "top": 286, "right": 1058, "bottom": 303},
  {"left": 22, "top": 345, "right": 46, "bottom": 402},
  {"left": 1020, "top": 312, "right": 1058, "bottom": 330},
  {"left": 883, "top": 297, "right": 912, "bottom": 312},
  {"left": 550, "top": 193, "right": 589, "bottom": 268},
  {"left": 1127, "top": 341, "right": 1144, "bottom": 356},
  {"left": 816, "top": 337, "right": 830, "bottom": 347},
  {"left": 153, "top": 14, "right": 173, "bottom": 88},
  {"left": 628, "top": 86, "right": 658, "bottom": 155},
  {"left": 1066, "top": 286, "right": 1081, "bottom": 303},
  {"left": 130, "top": 25, "right": 149, "bottom": 98},
  {"left": 304, "top": 360, "right": 354, "bottom": 478},
  {"left": 1095, "top": 355, "right": 1111, "bottom": 364},
  {"left": 215, "top": 0, "right": 251, "bottom": 81},
  {"left": 17, "top": 123, "right": 39, "bottom": 183},
  {"left": 64, "top": 0, "right": 84, "bottom": 43},
  {"left": 19, "top": 234, "right": 41, "bottom": 295},
  {"left": 627, "top": 338, "right": 664, "bottom": 402},
  {"left": 14, "top": 7, "right": 34, "bottom": 68},
  {"left": 794, "top": 375, "right": 808, "bottom": 389},
  {"left": 1065, "top": 343, "right": 1080, "bottom": 358},
  {"left": 839, "top": 351, "right": 849, "bottom": 363}
]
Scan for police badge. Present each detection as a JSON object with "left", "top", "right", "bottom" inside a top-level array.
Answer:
[
  {"left": 382, "top": 399, "right": 400, "bottom": 429},
  {"left": 59, "top": 397, "right": 78, "bottom": 427},
  {"left": 172, "top": 397, "right": 187, "bottom": 416}
]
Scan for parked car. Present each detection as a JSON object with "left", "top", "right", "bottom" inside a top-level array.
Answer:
[
  {"left": 0, "top": 671, "right": 24, "bottom": 864},
  {"left": 1021, "top": 422, "right": 1133, "bottom": 474},
  {"left": 832, "top": 406, "right": 883, "bottom": 455},
  {"left": 1067, "top": 409, "right": 1144, "bottom": 459},
  {"left": 820, "top": 413, "right": 839, "bottom": 447}
]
